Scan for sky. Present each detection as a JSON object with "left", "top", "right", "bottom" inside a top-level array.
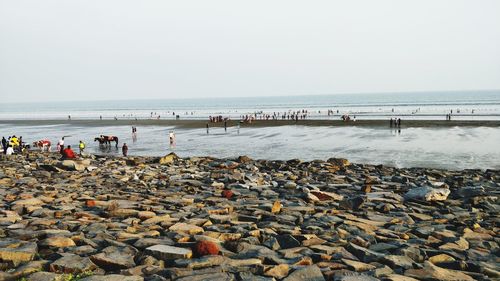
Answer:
[{"left": 0, "top": 0, "right": 499, "bottom": 103}]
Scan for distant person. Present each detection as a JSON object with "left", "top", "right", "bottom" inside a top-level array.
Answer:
[
  {"left": 397, "top": 118, "right": 401, "bottom": 127},
  {"left": 57, "top": 137, "right": 65, "bottom": 153},
  {"left": 206, "top": 123, "right": 209, "bottom": 134},
  {"left": 79, "top": 141, "right": 86, "bottom": 155},
  {"left": 169, "top": 131, "right": 175, "bottom": 146},
  {"left": 62, "top": 145, "right": 76, "bottom": 159},
  {"left": 100, "top": 115, "right": 102, "bottom": 120},
  {"left": 122, "top": 143, "right": 128, "bottom": 156},
  {"left": 6, "top": 145, "right": 14, "bottom": 156},
  {"left": 224, "top": 120, "right": 227, "bottom": 132},
  {"left": 1, "top": 137, "right": 7, "bottom": 154},
  {"left": 390, "top": 118, "right": 393, "bottom": 127},
  {"left": 68, "top": 115, "right": 71, "bottom": 120}
]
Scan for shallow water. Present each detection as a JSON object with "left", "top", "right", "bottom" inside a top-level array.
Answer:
[{"left": 1, "top": 124, "right": 499, "bottom": 170}]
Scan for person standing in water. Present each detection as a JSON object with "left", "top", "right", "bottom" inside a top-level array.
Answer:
[
  {"left": 224, "top": 120, "right": 227, "bottom": 132},
  {"left": 169, "top": 131, "right": 175, "bottom": 147},
  {"left": 122, "top": 143, "right": 128, "bottom": 156},
  {"left": 206, "top": 123, "right": 209, "bottom": 134}
]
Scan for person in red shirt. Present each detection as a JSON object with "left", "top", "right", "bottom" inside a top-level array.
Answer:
[{"left": 62, "top": 145, "right": 76, "bottom": 159}]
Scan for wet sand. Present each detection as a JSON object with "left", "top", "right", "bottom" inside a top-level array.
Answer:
[{"left": 1, "top": 119, "right": 500, "bottom": 128}]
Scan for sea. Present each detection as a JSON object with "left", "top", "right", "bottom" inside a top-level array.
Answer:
[
  {"left": 1, "top": 90, "right": 500, "bottom": 170},
  {"left": 1, "top": 90, "right": 500, "bottom": 120}
]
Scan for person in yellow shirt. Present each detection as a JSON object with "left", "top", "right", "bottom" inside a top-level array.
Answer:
[
  {"left": 9, "top": 136, "right": 19, "bottom": 148},
  {"left": 79, "top": 140, "right": 86, "bottom": 155}
]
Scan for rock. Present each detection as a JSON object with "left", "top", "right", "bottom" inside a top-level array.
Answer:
[
  {"left": 383, "top": 274, "right": 420, "bottom": 281},
  {"left": 309, "top": 190, "right": 343, "bottom": 201},
  {"left": 276, "top": 234, "right": 301, "bottom": 249},
  {"left": 0, "top": 240, "right": 38, "bottom": 265},
  {"left": 428, "top": 254, "right": 455, "bottom": 264},
  {"left": 284, "top": 181, "right": 297, "bottom": 189},
  {"left": 0, "top": 260, "right": 48, "bottom": 281},
  {"left": 283, "top": 265, "right": 325, "bottom": 281},
  {"left": 339, "top": 196, "right": 366, "bottom": 210},
  {"left": 159, "top": 153, "right": 178, "bottom": 164},
  {"left": 381, "top": 255, "right": 414, "bottom": 270},
  {"left": 59, "top": 159, "right": 90, "bottom": 171},
  {"left": 271, "top": 200, "right": 282, "bottom": 213},
  {"left": 342, "top": 259, "right": 376, "bottom": 272},
  {"left": 405, "top": 261, "right": 474, "bottom": 281},
  {"left": 39, "top": 237, "right": 76, "bottom": 248},
  {"left": 169, "top": 222, "right": 204, "bottom": 235},
  {"left": 28, "top": 272, "right": 64, "bottom": 281},
  {"left": 80, "top": 275, "right": 144, "bottom": 281},
  {"left": 404, "top": 187, "right": 450, "bottom": 202},
  {"left": 263, "top": 264, "right": 290, "bottom": 279},
  {"left": 90, "top": 246, "right": 136, "bottom": 270},
  {"left": 49, "top": 254, "right": 98, "bottom": 274},
  {"left": 12, "top": 198, "right": 43, "bottom": 206},
  {"left": 145, "top": 245, "right": 193, "bottom": 260},
  {"left": 175, "top": 272, "right": 234, "bottom": 281},
  {"left": 193, "top": 240, "right": 219, "bottom": 257},
  {"left": 221, "top": 189, "right": 234, "bottom": 199},
  {"left": 456, "top": 186, "right": 485, "bottom": 198}
]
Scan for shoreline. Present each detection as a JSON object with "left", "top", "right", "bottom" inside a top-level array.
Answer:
[{"left": 2, "top": 119, "right": 500, "bottom": 128}]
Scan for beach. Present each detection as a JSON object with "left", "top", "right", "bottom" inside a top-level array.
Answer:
[
  {"left": 0, "top": 151, "right": 498, "bottom": 280},
  {"left": 2, "top": 118, "right": 500, "bottom": 171}
]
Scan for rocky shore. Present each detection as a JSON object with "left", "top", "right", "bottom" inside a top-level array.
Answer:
[{"left": 0, "top": 152, "right": 498, "bottom": 281}]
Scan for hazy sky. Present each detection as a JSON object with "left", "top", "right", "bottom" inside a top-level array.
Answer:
[{"left": 1, "top": 0, "right": 499, "bottom": 103}]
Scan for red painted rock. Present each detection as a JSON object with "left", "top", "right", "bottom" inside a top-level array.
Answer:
[
  {"left": 86, "top": 200, "right": 96, "bottom": 207},
  {"left": 221, "top": 190, "right": 234, "bottom": 199},
  {"left": 193, "top": 241, "right": 219, "bottom": 256}
]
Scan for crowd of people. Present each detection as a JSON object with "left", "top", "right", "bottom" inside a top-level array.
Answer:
[{"left": 1, "top": 135, "right": 28, "bottom": 155}]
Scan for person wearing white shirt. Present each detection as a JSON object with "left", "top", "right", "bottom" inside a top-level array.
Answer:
[{"left": 6, "top": 146, "right": 14, "bottom": 155}]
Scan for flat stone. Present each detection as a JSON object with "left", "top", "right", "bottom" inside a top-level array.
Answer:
[
  {"left": 405, "top": 261, "right": 474, "bottom": 281},
  {"left": 342, "top": 259, "right": 376, "bottom": 272},
  {"left": 175, "top": 272, "right": 234, "bottom": 281},
  {"left": 169, "top": 222, "right": 204, "bottom": 235},
  {"left": 39, "top": 237, "right": 76, "bottom": 248},
  {"left": 80, "top": 275, "right": 144, "bottom": 281},
  {"left": 263, "top": 264, "right": 290, "bottom": 279},
  {"left": 27, "top": 272, "right": 64, "bottom": 281},
  {"left": 145, "top": 244, "right": 193, "bottom": 260},
  {"left": 404, "top": 187, "right": 450, "bottom": 202},
  {"left": 90, "top": 246, "right": 136, "bottom": 270},
  {"left": 381, "top": 255, "right": 414, "bottom": 270},
  {"left": 429, "top": 254, "right": 456, "bottom": 264},
  {"left": 12, "top": 198, "right": 44, "bottom": 206},
  {"left": 0, "top": 240, "right": 38, "bottom": 265},
  {"left": 49, "top": 254, "right": 97, "bottom": 274},
  {"left": 283, "top": 265, "right": 325, "bottom": 281}
]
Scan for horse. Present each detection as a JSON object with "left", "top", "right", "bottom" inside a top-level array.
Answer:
[
  {"left": 94, "top": 135, "right": 119, "bottom": 147},
  {"left": 33, "top": 140, "right": 51, "bottom": 152}
]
